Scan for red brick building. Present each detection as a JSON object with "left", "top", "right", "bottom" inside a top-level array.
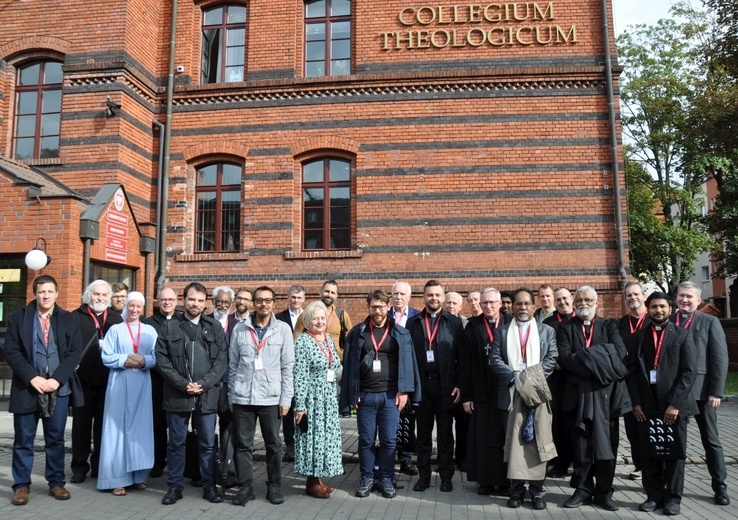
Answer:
[{"left": 0, "top": 0, "right": 627, "bottom": 324}]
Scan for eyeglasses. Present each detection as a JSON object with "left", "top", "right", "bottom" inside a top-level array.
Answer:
[
  {"left": 235, "top": 296, "right": 252, "bottom": 302},
  {"left": 112, "top": 295, "right": 127, "bottom": 300},
  {"left": 574, "top": 298, "right": 596, "bottom": 305},
  {"left": 254, "top": 298, "right": 274, "bottom": 305},
  {"left": 369, "top": 305, "right": 387, "bottom": 312},
  {"left": 215, "top": 300, "right": 232, "bottom": 306}
]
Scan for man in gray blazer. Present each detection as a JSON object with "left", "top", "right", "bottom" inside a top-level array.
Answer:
[
  {"left": 490, "top": 288, "right": 558, "bottom": 510},
  {"left": 670, "top": 281, "right": 730, "bottom": 506}
]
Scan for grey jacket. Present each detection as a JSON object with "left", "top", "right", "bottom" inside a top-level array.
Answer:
[{"left": 228, "top": 313, "right": 295, "bottom": 408}]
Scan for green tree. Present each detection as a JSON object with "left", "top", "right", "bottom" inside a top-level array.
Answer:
[{"left": 618, "top": 18, "right": 712, "bottom": 292}]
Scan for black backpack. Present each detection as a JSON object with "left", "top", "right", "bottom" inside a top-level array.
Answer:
[{"left": 215, "top": 424, "right": 238, "bottom": 489}]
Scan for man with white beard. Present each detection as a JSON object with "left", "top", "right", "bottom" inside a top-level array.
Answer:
[
  {"left": 70, "top": 280, "right": 123, "bottom": 483},
  {"left": 558, "top": 286, "right": 631, "bottom": 512}
]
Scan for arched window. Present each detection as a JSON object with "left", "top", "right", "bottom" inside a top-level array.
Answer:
[
  {"left": 302, "top": 158, "right": 351, "bottom": 250},
  {"left": 13, "top": 61, "right": 63, "bottom": 160},
  {"left": 201, "top": 4, "right": 247, "bottom": 84},
  {"left": 195, "top": 162, "right": 242, "bottom": 252},
  {"left": 305, "top": 0, "right": 351, "bottom": 77}
]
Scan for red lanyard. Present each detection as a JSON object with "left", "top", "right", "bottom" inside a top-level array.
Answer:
[
  {"left": 518, "top": 323, "right": 530, "bottom": 358},
  {"left": 40, "top": 315, "right": 51, "bottom": 345},
  {"left": 308, "top": 330, "right": 334, "bottom": 365},
  {"left": 249, "top": 328, "right": 269, "bottom": 356},
  {"left": 483, "top": 314, "right": 500, "bottom": 344},
  {"left": 369, "top": 321, "right": 390, "bottom": 359},
  {"left": 581, "top": 319, "right": 595, "bottom": 348},
  {"left": 424, "top": 313, "right": 442, "bottom": 348},
  {"left": 652, "top": 325, "right": 667, "bottom": 367},
  {"left": 630, "top": 312, "right": 647, "bottom": 334},
  {"left": 676, "top": 313, "right": 694, "bottom": 330},
  {"left": 126, "top": 320, "right": 141, "bottom": 354},
  {"left": 87, "top": 306, "right": 108, "bottom": 338}
]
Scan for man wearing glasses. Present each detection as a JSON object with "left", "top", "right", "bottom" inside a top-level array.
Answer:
[
  {"left": 558, "top": 286, "right": 630, "bottom": 512},
  {"left": 229, "top": 287, "right": 295, "bottom": 505},
  {"left": 459, "top": 287, "right": 512, "bottom": 496},
  {"left": 110, "top": 282, "right": 129, "bottom": 314},
  {"left": 145, "top": 287, "right": 181, "bottom": 478}
]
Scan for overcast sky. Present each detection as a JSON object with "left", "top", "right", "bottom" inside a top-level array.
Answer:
[{"left": 612, "top": 0, "right": 676, "bottom": 35}]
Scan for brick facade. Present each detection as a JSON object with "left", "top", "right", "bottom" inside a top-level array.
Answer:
[{"left": 0, "top": 1, "right": 628, "bottom": 319}]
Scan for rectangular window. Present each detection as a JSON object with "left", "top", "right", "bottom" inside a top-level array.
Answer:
[
  {"left": 302, "top": 158, "right": 352, "bottom": 250},
  {"left": 196, "top": 163, "right": 242, "bottom": 252},
  {"left": 305, "top": 0, "right": 351, "bottom": 78},
  {"left": 13, "top": 61, "right": 62, "bottom": 160},
  {"left": 201, "top": 5, "right": 247, "bottom": 84}
]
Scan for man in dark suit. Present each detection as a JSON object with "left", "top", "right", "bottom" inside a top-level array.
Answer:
[
  {"left": 628, "top": 292, "right": 697, "bottom": 516},
  {"left": 274, "top": 284, "right": 304, "bottom": 461},
  {"left": 4, "top": 274, "right": 83, "bottom": 505},
  {"left": 671, "top": 281, "right": 730, "bottom": 506},
  {"left": 70, "top": 280, "right": 122, "bottom": 483},
  {"left": 407, "top": 280, "right": 463, "bottom": 493},
  {"left": 558, "top": 286, "right": 631, "bottom": 512},
  {"left": 459, "top": 287, "right": 512, "bottom": 496}
]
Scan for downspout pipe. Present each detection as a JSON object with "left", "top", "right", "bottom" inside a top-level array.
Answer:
[
  {"left": 155, "top": 0, "right": 178, "bottom": 298},
  {"left": 601, "top": 0, "right": 629, "bottom": 303},
  {"left": 152, "top": 119, "right": 165, "bottom": 273}
]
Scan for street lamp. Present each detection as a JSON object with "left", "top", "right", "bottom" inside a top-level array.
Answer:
[{"left": 25, "top": 237, "right": 51, "bottom": 270}]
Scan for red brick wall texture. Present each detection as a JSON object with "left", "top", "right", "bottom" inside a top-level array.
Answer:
[{"left": 0, "top": 1, "right": 629, "bottom": 317}]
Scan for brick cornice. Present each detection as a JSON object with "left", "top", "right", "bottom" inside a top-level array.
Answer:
[
  {"left": 289, "top": 135, "right": 361, "bottom": 157},
  {"left": 0, "top": 36, "right": 72, "bottom": 63},
  {"left": 182, "top": 141, "right": 250, "bottom": 163}
]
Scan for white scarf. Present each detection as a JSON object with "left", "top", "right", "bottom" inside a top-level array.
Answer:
[{"left": 505, "top": 319, "right": 541, "bottom": 409}]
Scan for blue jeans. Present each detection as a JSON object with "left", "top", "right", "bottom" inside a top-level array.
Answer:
[
  {"left": 357, "top": 391, "right": 400, "bottom": 480},
  {"left": 12, "top": 394, "right": 69, "bottom": 490},
  {"left": 166, "top": 411, "right": 217, "bottom": 489}
]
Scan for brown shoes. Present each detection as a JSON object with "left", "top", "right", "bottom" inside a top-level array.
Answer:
[
  {"left": 12, "top": 486, "right": 30, "bottom": 506},
  {"left": 306, "top": 477, "right": 331, "bottom": 499},
  {"left": 318, "top": 479, "right": 335, "bottom": 494},
  {"left": 49, "top": 485, "right": 71, "bottom": 500}
]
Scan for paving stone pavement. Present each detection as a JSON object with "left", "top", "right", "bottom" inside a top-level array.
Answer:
[{"left": 0, "top": 399, "right": 736, "bottom": 518}]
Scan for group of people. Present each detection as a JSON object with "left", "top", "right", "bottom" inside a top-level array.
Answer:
[{"left": 3, "top": 276, "right": 730, "bottom": 515}]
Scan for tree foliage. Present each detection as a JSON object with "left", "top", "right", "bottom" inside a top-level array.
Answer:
[{"left": 618, "top": 16, "right": 712, "bottom": 292}]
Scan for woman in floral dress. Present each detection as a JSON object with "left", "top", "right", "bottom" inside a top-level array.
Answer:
[{"left": 293, "top": 301, "right": 343, "bottom": 498}]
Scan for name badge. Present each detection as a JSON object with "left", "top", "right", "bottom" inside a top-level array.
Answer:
[
  {"left": 327, "top": 369, "right": 335, "bottom": 382},
  {"left": 131, "top": 368, "right": 139, "bottom": 373},
  {"left": 373, "top": 359, "right": 382, "bottom": 372},
  {"left": 649, "top": 369, "right": 657, "bottom": 384},
  {"left": 254, "top": 357, "right": 264, "bottom": 371},
  {"left": 518, "top": 362, "right": 527, "bottom": 371},
  {"left": 426, "top": 350, "right": 435, "bottom": 363}
]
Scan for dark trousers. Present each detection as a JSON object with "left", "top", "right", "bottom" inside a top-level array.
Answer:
[
  {"left": 232, "top": 404, "right": 282, "bottom": 487},
  {"left": 511, "top": 479, "right": 545, "bottom": 498},
  {"left": 12, "top": 394, "right": 70, "bottom": 490},
  {"left": 166, "top": 411, "right": 217, "bottom": 489},
  {"left": 71, "top": 384, "right": 106, "bottom": 476},
  {"left": 694, "top": 400, "right": 727, "bottom": 491},
  {"left": 550, "top": 405, "right": 573, "bottom": 472},
  {"left": 573, "top": 417, "right": 619, "bottom": 499},
  {"left": 151, "top": 372, "right": 167, "bottom": 468},
  {"left": 356, "top": 391, "right": 400, "bottom": 480},
  {"left": 623, "top": 411, "right": 642, "bottom": 470},
  {"left": 416, "top": 378, "right": 455, "bottom": 481},
  {"left": 453, "top": 403, "right": 468, "bottom": 465},
  {"left": 282, "top": 397, "right": 295, "bottom": 447},
  {"left": 642, "top": 457, "right": 685, "bottom": 504}
]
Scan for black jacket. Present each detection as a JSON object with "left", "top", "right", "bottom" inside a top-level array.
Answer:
[
  {"left": 4, "top": 302, "right": 83, "bottom": 413},
  {"left": 72, "top": 305, "right": 122, "bottom": 386},
  {"left": 669, "top": 311, "right": 728, "bottom": 400},
  {"left": 458, "top": 313, "right": 511, "bottom": 403},
  {"left": 627, "top": 322, "right": 698, "bottom": 417},
  {"left": 155, "top": 313, "right": 228, "bottom": 413},
  {"left": 274, "top": 308, "right": 294, "bottom": 332},
  {"left": 406, "top": 310, "right": 463, "bottom": 410}
]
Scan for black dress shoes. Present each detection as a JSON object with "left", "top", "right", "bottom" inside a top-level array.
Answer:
[
  {"left": 715, "top": 486, "right": 730, "bottom": 506},
  {"left": 203, "top": 485, "right": 223, "bottom": 503},
  {"left": 593, "top": 497, "right": 619, "bottom": 511},
  {"left": 70, "top": 473, "right": 86, "bottom": 484},
  {"left": 663, "top": 502, "right": 681, "bottom": 515},
  {"left": 440, "top": 479, "right": 453, "bottom": 492},
  {"left": 476, "top": 485, "right": 494, "bottom": 495},
  {"left": 413, "top": 479, "right": 430, "bottom": 492},
  {"left": 400, "top": 460, "right": 419, "bottom": 476},
  {"left": 563, "top": 493, "right": 592, "bottom": 508},
  {"left": 506, "top": 495, "right": 523, "bottom": 508},
  {"left": 639, "top": 499, "right": 663, "bottom": 512},
  {"left": 232, "top": 485, "right": 256, "bottom": 506},
  {"left": 161, "top": 486, "right": 183, "bottom": 505},
  {"left": 531, "top": 496, "right": 546, "bottom": 510}
]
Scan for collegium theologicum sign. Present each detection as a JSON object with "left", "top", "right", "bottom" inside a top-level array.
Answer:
[{"left": 379, "top": 2, "right": 579, "bottom": 50}]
